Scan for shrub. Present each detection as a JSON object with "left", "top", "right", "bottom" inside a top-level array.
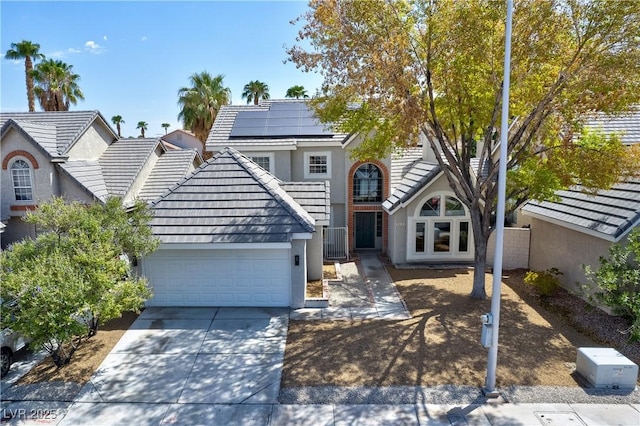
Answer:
[
  {"left": 584, "top": 228, "right": 640, "bottom": 341},
  {"left": 524, "top": 267, "right": 562, "bottom": 296}
]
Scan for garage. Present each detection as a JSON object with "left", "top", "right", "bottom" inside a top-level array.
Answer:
[{"left": 143, "top": 248, "right": 291, "bottom": 307}]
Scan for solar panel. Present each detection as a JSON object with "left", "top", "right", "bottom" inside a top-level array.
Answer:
[{"left": 230, "top": 103, "right": 334, "bottom": 138}]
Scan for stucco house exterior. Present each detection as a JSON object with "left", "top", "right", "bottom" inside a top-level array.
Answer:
[
  {"left": 519, "top": 110, "right": 640, "bottom": 292},
  {"left": 0, "top": 111, "right": 202, "bottom": 249},
  {"left": 161, "top": 129, "right": 203, "bottom": 156},
  {"left": 142, "top": 147, "right": 329, "bottom": 308},
  {"left": 206, "top": 100, "right": 393, "bottom": 256},
  {"left": 206, "top": 99, "right": 529, "bottom": 269}
]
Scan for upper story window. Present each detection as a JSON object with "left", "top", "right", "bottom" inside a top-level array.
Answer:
[
  {"left": 11, "top": 159, "right": 33, "bottom": 201},
  {"left": 304, "top": 151, "right": 331, "bottom": 179},
  {"left": 245, "top": 152, "right": 274, "bottom": 174},
  {"left": 353, "top": 163, "right": 382, "bottom": 203}
]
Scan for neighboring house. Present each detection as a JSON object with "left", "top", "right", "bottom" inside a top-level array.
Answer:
[
  {"left": 0, "top": 111, "right": 202, "bottom": 249},
  {"left": 206, "top": 99, "right": 392, "bottom": 255},
  {"left": 142, "top": 147, "right": 329, "bottom": 308},
  {"left": 520, "top": 109, "right": 640, "bottom": 292},
  {"left": 161, "top": 129, "right": 203, "bottom": 156}
]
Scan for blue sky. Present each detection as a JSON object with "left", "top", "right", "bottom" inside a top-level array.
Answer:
[{"left": 1, "top": 1, "right": 322, "bottom": 137}]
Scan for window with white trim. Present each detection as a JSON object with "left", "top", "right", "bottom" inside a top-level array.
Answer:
[
  {"left": 304, "top": 151, "right": 331, "bottom": 179},
  {"left": 10, "top": 159, "right": 34, "bottom": 201},
  {"left": 408, "top": 193, "right": 473, "bottom": 260},
  {"left": 245, "top": 152, "right": 274, "bottom": 174}
]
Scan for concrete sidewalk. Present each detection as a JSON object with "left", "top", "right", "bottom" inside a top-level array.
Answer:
[{"left": 1, "top": 398, "right": 639, "bottom": 425}]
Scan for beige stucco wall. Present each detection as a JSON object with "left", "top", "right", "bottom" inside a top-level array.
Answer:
[
  {"left": 1, "top": 129, "right": 59, "bottom": 220},
  {"left": 56, "top": 170, "right": 96, "bottom": 204},
  {"left": 65, "top": 121, "right": 114, "bottom": 160},
  {"left": 125, "top": 146, "right": 161, "bottom": 204},
  {"left": 527, "top": 216, "right": 613, "bottom": 293},
  {"left": 290, "top": 239, "right": 307, "bottom": 309},
  {"left": 307, "top": 226, "right": 324, "bottom": 281}
]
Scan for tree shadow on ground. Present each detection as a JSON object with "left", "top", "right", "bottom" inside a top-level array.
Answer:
[{"left": 283, "top": 268, "right": 599, "bottom": 389}]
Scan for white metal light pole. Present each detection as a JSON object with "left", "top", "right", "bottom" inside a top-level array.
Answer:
[{"left": 484, "top": 0, "right": 513, "bottom": 395}]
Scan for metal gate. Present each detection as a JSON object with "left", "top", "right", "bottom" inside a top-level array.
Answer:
[{"left": 322, "top": 227, "right": 349, "bottom": 259}]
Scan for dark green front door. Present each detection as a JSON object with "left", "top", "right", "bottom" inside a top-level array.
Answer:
[{"left": 355, "top": 212, "right": 375, "bottom": 249}]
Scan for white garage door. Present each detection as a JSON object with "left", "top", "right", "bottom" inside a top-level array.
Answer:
[{"left": 142, "top": 249, "right": 291, "bottom": 307}]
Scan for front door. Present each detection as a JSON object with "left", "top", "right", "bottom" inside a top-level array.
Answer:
[{"left": 355, "top": 212, "right": 376, "bottom": 249}]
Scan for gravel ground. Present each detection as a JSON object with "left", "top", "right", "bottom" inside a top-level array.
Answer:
[{"left": 279, "top": 385, "right": 640, "bottom": 405}]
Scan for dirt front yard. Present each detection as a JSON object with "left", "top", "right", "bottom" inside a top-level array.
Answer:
[{"left": 283, "top": 267, "right": 635, "bottom": 388}]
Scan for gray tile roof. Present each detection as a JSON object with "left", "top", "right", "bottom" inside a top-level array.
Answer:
[
  {"left": 281, "top": 181, "right": 331, "bottom": 224},
  {"left": 1, "top": 119, "right": 59, "bottom": 157},
  {"left": 58, "top": 161, "right": 109, "bottom": 202},
  {"left": 150, "top": 147, "right": 316, "bottom": 244},
  {"left": 383, "top": 160, "right": 441, "bottom": 214},
  {"left": 0, "top": 111, "right": 115, "bottom": 155},
  {"left": 522, "top": 178, "right": 640, "bottom": 241},
  {"left": 98, "top": 138, "right": 160, "bottom": 197},
  {"left": 138, "top": 149, "right": 199, "bottom": 202},
  {"left": 391, "top": 147, "right": 423, "bottom": 191},
  {"left": 585, "top": 109, "right": 640, "bottom": 145},
  {"left": 206, "top": 100, "right": 349, "bottom": 150}
]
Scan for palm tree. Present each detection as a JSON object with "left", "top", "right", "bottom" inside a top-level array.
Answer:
[
  {"left": 32, "top": 59, "right": 84, "bottom": 111},
  {"left": 177, "top": 71, "right": 231, "bottom": 144},
  {"left": 112, "top": 115, "right": 125, "bottom": 137},
  {"left": 242, "top": 80, "right": 270, "bottom": 105},
  {"left": 285, "top": 85, "right": 309, "bottom": 99},
  {"left": 136, "top": 121, "right": 148, "bottom": 138},
  {"left": 161, "top": 123, "right": 170, "bottom": 134},
  {"left": 5, "top": 40, "right": 45, "bottom": 112}
]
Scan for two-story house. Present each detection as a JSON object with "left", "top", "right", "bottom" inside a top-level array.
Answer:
[
  {"left": 204, "top": 99, "right": 515, "bottom": 268},
  {"left": 1, "top": 111, "right": 202, "bottom": 249},
  {"left": 206, "top": 100, "right": 393, "bottom": 256}
]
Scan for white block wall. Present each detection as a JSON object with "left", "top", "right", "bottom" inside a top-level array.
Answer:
[{"left": 487, "top": 227, "right": 530, "bottom": 270}]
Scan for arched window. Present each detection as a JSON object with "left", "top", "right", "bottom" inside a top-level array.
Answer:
[
  {"left": 11, "top": 159, "right": 33, "bottom": 201},
  {"left": 353, "top": 164, "right": 382, "bottom": 203},
  {"left": 409, "top": 193, "right": 473, "bottom": 260}
]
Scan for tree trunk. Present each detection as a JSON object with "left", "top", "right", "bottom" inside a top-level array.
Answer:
[
  {"left": 471, "top": 236, "right": 488, "bottom": 299},
  {"left": 25, "top": 56, "right": 35, "bottom": 112},
  {"left": 469, "top": 205, "right": 490, "bottom": 299}
]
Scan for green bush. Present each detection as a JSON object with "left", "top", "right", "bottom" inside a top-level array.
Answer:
[
  {"left": 524, "top": 267, "right": 562, "bottom": 296},
  {"left": 584, "top": 228, "right": 640, "bottom": 342}
]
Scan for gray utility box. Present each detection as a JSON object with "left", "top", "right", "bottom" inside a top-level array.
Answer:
[{"left": 576, "top": 347, "right": 638, "bottom": 389}]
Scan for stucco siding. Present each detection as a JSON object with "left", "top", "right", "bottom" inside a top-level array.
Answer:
[
  {"left": 307, "top": 225, "right": 324, "bottom": 281},
  {"left": 65, "top": 121, "right": 113, "bottom": 160},
  {"left": 388, "top": 209, "right": 408, "bottom": 264},
  {"left": 57, "top": 172, "right": 97, "bottom": 204},
  {"left": 528, "top": 217, "right": 612, "bottom": 293},
  {"left": 0, "top": 217, "right": 36, "bottom": 249},
  {"left": 1, "top": 129, "right": 57, "bottom": 220},
  {"left": 125, "top": 147, "right": 160, "bottom": 203}
]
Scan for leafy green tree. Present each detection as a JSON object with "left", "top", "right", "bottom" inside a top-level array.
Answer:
[
  {"left": 286, "top": 85, "right": 309, "bottom": 99},
  {"left": 288, "top": 0, "right": 640, "bottom": 298},
  {"left": 584, "top": 229, "right": 640, "bottom": 341},
  {"left": 161, "top": 122, "right": 170, "bottom": 134},
  {"left": 137, "top": 121, "right": 148, "bottom": 138},
  {"left": 242, "top": 80, "right": 270, "bottom": 105},
  {"left": 4, "top": 40, "right": 45, "bottom": 112},
  {"left": 177, "top": 71, "right": 231, "bottom": 144},
  {"left": 0, "top": 197, "right": 158, "bottom": 366},
  {"left": 32, "top": 59, "right": 84, "bottom": 111},
  {"left": 112, "top": 115, "right": 125, "bottom": 137}
]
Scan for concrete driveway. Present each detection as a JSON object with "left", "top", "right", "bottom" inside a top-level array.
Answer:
[{"left": 60, "top": 307, "right": 288, "bottom": 424}]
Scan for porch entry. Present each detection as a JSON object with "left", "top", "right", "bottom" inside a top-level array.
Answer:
[{"left": 354, "top": 212, "right": 376, "bottom": 249}]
